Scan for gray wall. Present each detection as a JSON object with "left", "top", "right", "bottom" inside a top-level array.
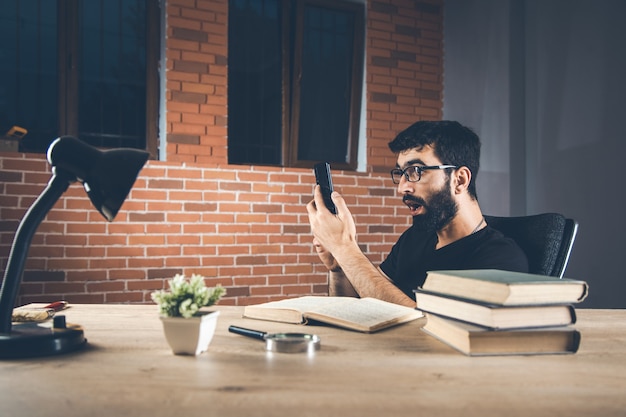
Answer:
[{"left": 443, "top": 0, "right": 626, "bottom": 308}]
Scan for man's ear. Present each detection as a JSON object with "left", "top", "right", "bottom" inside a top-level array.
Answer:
[{"left": 452, "top": 166, "right": 472, "bottom": 194}]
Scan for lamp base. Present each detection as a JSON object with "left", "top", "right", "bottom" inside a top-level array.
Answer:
[{"left": 0, "top": 319, "right": 87, "bottom": 359}]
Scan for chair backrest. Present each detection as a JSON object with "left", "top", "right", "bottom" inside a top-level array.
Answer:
[{"left": 484, "top": 213, "right": 578, "bottom": 278}]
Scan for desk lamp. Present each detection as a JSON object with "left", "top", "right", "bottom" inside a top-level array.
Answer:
[{"left": 0, "top": 136, "right": 149, "bottom": 358}]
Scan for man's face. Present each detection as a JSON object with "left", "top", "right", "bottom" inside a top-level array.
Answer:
[{"left": 395, "top": 146, "right": 458, "bottom": 232}]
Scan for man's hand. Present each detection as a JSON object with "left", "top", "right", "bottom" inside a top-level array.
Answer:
[
  {"left": 306, "top": 185, "right": 357, "bottom": 258},
  {"left": 306, "top": 185, "right": 415, "bottom": 307},
  {"left": 312, "top": 238, "right": 341, "bottom": 271}
]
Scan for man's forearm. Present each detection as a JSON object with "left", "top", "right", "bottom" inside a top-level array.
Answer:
[
  {"left": 329, "top": 269, "right": 359, "bottom": 297},
  {"left": 333, "top": 243, "right": 415, "bottom": 307}
]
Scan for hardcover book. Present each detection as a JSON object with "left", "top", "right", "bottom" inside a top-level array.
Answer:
[
  {"left": 422, "top": 313, "right": 581, "bottom": 356},
  {"left": 422, "top": 269, "right": 588, "bottom": 306},
  {"left": 414, "top": 289, "right": 576, "bottom": 330}
]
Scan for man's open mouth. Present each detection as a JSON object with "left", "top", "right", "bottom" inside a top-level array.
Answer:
[{"left": 403, "top": 196, "right": 425, "bottom": 216}]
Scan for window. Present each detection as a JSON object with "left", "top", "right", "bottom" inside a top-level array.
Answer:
[
  {"left": 0, "top": 0, "right": 159, "bottom": 156},
  {"left": 228, "top": 0, "right": 364, "bottom": 169}
]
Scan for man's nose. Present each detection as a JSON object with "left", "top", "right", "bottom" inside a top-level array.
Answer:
[{"left": 397, "top": 175, "right": 414, "bottom": 194}]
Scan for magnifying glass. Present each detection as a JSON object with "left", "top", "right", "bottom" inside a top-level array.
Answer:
[{"left": 228, "top": 325, "right": 321, "bottom": 353}]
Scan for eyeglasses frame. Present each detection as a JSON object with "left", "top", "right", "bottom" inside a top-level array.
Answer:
[{"left": 390, "top": 165, "right": 458, "bottom": 184}]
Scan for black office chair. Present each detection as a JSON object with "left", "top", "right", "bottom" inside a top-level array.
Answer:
[{"left": 484, "top": 213, "right": 578, "bottom": 278}]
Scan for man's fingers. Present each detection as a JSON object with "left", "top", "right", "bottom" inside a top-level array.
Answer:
[
  {"left": 330, "top": 191, "right": 344, "bottom": 215},
  {"left": 305, "top": 187, "right": 320, "bottom": 216}
]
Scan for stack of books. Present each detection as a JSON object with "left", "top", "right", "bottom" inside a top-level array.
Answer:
[{"left": 415, "top": 269, "right": 589, "bottom": 356}]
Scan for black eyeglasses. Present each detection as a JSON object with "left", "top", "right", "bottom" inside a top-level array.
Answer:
[{"left": 390, "top": 165, "right": 458, "bottom": 184}]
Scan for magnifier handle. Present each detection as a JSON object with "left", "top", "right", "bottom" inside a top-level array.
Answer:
[{"left": 228, "top": 325, "right": 267, "bottom": 340}]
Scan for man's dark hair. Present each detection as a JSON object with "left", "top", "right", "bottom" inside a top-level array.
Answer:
[{"left": 388, "top": 120, "right": 481, "bottom": 199}]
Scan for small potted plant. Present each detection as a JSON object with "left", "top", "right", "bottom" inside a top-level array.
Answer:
[{"left": 151, "top": 274, "right": 226, "bottom": 355}]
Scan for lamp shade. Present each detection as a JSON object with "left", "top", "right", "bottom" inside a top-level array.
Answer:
[{"left": 47, "top": 136, "right": 150, "bottom": 221}]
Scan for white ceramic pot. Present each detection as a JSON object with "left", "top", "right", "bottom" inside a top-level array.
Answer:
[{"left": 159, "top": 310, "right": 220, "bottom": 355}]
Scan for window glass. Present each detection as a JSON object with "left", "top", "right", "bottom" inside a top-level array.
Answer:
[
  {"left": 0, "top": 0, "right": 155, "bottom": 154},
  {"left": 295, "top": 3, "right": 358, "bottom": 164},
  {"left": 228, "top": 0, "right": 283, "bottom": 165},
  {"left": 0, "top": 0, "right": 58, "bottom": 152},
  {"left": 79, "top": 0, "right": 147, "bottom": 149},
  {"left": 228, "top": 0, "right": 364, "bottom": 169}
]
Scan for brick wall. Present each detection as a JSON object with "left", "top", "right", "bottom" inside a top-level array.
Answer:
[{"left": 0, "top": 0, "right": 443, "bottom": 306}]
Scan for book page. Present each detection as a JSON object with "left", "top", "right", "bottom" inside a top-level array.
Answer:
[
  {"left": 305, "top": 297, "right": 423, "bottom": 332},
  {"left": 256, "top": 296, "right": 347, "bottom": 311},
  {"left": 243, "top": 296, "right": 347, "bottom": 324}
]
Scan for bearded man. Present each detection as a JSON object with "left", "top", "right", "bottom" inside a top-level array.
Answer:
[{"left": 306, "top": 120, "right": 528, "bottom": 307}]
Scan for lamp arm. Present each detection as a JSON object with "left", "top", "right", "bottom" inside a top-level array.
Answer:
[{"left": 0, "top": 169, "right": 76, "bottom": 333}]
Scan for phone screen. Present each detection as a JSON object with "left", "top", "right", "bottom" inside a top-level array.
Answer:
[{"left": 314, "top": 162, "right": 337, "bottom": 215}]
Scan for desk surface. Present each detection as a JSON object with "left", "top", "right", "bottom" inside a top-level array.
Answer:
[{"left": 1, "top": 305, "right": 625, "bottom": 417}]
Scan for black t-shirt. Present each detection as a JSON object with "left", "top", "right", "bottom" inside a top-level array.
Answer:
[{"left": 379, "top": 225, "right": 529, "bottom": 299}]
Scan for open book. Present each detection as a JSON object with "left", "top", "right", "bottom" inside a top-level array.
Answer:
[{"left": 243, "top": 296, "right": 423, "bottom": 333}]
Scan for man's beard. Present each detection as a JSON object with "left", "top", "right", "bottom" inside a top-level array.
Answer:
[{"left": 407, "top": 185, "right": 458, "bottom": 232}]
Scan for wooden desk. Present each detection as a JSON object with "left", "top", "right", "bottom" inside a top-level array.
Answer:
[{"left": 1, "top": 305, "right": 625, "bottom": 417}]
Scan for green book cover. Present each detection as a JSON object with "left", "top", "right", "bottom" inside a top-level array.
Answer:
[{"left": 421, "top": 269, "right": 588, "bottom": 306}]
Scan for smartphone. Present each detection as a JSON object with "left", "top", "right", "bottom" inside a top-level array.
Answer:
[{"left": 314, "top": 162, "right": 337, "bottom": 215}]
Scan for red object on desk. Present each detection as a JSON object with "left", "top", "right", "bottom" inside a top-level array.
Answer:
[{"left": 44, "top": 301, "right": 68, "bottom": 312}]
